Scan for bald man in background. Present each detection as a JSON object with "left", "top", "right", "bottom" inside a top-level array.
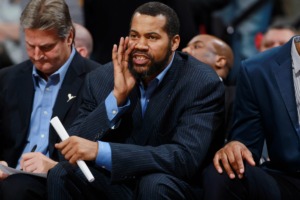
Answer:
[
  {"left": 73, "top": 23, "right": 93, "bottom": 58},
  {"left": 183, "top": 34, "right": 234, "bottom": 136}
]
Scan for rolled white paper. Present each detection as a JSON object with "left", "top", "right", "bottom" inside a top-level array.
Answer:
[{"left": 50, "top": 116, "right": 95, "bottom": 182}]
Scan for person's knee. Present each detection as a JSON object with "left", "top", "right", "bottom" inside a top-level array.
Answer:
[
  {"left": 202, "top": 163, "right": 236, "bottom": 199},
  {"left": 136, "top": 173, "right": 187, "bottom": 200},
  {"left": 1, "top": 174, "right": 46, "bottom": 200},
  {"left": 202, "top": 163, "right": 230, "bottom": 188}
]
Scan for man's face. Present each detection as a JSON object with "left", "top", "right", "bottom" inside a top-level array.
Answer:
[
  {"left": 25, "top": 28, "right": 73, "bottom": 78},
  {"left": 128, "top": 13, "right": 179, "bottom": 81},
  {"left": 260, "top": 29, "right": 295, "bottom": 52},
  {"left": 182, "top": 35, "right": 216, "bottom": 67}
]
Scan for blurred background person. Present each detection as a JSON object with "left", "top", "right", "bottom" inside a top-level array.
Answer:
[
  {"left": 257, "top": 20, "right": 297, "bottom": 52},
  {"left": 73, "top": 22, "right": 93, "bottom": 58},
  {"left": 182, "top": 34, "right": 233, "bottom": 81},
  {"left": 0, "top": 0, "right": 22, "bottom": 69}
]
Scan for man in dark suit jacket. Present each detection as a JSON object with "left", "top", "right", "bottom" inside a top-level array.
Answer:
[
  {"left": 48, "top": 2, "right": 224, "bottom": 200},
  {"left": 203, "top": 36, "right": 300, "bottom": 199},
  {"left": 0, "top": 0, "right": 100, "bottom": 199},
  {"left": 182, "top": 34, "right": 235, "bottom": 136}
]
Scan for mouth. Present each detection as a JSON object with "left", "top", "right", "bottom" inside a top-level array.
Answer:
[{"left": 132, "top": 53, "right": 150, "bottom": 66}]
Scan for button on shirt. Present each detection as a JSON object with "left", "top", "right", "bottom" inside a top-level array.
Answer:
[
  {"left": 16, "top": 47, "right": 76, "bottom": 169},
  {"left": 96, "top": 53, "right": 175, "bottom": 171}
]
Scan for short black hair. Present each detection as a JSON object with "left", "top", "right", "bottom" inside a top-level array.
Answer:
[{"left": 131, "top": 2, "right": 180, "bottom": 38}]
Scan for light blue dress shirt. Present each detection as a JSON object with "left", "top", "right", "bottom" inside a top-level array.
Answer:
[
  {"left": 16, "top": 47, "right": 76, "bottom": 169},
  {"left": 96, "top": 53, "right": 175, "bottom": 171}
]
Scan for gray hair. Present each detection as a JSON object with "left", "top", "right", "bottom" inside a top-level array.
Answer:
[{"left": 20, "top": 0, "right": 74, "bottom": 40}]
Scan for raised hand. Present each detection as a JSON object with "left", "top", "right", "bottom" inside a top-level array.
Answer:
[
  {"left": 112, "top": 37, "right": 136, "bottom": 106},
  {"left": 213, "top": 141, "right": 256, "bottom": 179}
]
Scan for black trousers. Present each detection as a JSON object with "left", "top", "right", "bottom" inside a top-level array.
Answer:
[
  {"left": 47, "top": 161, "right": 202, "bottom": 200},
  {"left": 0, "top": 174, "right": 46, "bottom": 200},
  {"left": 202, "top": 163, "right": 300, "bottom": 200}
]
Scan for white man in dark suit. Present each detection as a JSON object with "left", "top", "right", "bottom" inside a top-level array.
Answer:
[
  {"left": 0, "top": 0, "right": 100, "bottom": 199},
  {"left": 47, "top": 2, "right": 225, "bottom": 200}
]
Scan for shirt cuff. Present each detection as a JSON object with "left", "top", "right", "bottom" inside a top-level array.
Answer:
[
  {"left": 95, "top": 141, "right": 112, "bottom": 171},
  {"left": 105, "top": 91, "right": 130, "bottom": 128}
]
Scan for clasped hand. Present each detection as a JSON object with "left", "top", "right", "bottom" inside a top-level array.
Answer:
[{"left": 55, "top": 136, "right": 98, "bottom": 165}]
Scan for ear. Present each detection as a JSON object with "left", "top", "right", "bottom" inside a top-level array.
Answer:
[
  {"left": 76, "top": 47, "right": 88, "bottom": 58},
  {"left": 67, "top": 30, "right": 74, "bottom": 45},
  {"left": 215, "top": 55, "right": 226, "bottom": 69},
  {"left": 171, "top": 35, "right": 180, "bottom": 51}
]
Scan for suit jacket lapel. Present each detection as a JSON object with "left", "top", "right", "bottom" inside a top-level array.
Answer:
[
  {"left": 17, "top": 61, "right": 35, "bottom": 135},
  {"left": 52, "top": 53, "right": 85, "bottom": 121},
  {"left": 50, "top": 53, "right": 86, "bottom": 156},
  {"left": 273, "top": 40, "right": 299, "bottom": 132}
]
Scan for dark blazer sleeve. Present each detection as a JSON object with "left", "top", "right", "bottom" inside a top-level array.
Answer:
[{"left": 228, "top": 60, "right": 265, "bottom": 162}]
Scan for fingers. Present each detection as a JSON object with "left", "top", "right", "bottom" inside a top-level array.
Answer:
[
  {"left": 0, "top": 161, "right": 8, "bottom": 166},
  {"left": 21, "top": 157, "right": 35, "bottom": 172},
  {"left": 112, "top": 37, "right": 127, "bottom": 67},
  {"left": 55, "top": 138, "right": 75, "bottom": 163},
  {"left": 118, "top": 37, "right": 126, "bottom": 64},
  {"left": 243, "top": 148, "right": 256, "bottom": 167},
  {"left": 0, "top": 171, "right": 8, "bottom": 180},
  {"left": 230, "top": 148, "right": 245, "bottom": 178},
  {"left": 215, "top": 149, "right": 236, "bottom": 179},
  {"left": 213, "top": 153, "right": 223, "bottom": 174},
  {"left": 212, "top": 141, "right": 255, "bottom": 179},
  {"left": 55, "top": 136, "right": 91, "bottom": 164},
  {"left": 0, "top": 161, "right": 9, "bottom": 180},
  {"left": 112, "top": 44, "right": 118, "bottom": 65}
]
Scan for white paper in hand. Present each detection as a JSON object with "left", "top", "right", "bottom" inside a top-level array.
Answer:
[{"left": 50, "top": 116, "right": 95, "bottom": 182}]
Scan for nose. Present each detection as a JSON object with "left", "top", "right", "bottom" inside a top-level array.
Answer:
[
  {"left": 134, "top": 38, "right": 148, "bottom": 50},
  {"left": 182, "top": 46, "right": 191, "bottom": 54},
  {"left": 33, "top": 47, "right": 44, "bottom": 60}
]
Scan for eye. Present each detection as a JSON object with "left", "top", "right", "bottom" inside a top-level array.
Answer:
[
  {"left": 129, "top": 33, "right": 138, "bottom": 40},
  {"left": 194, "top": 44, "right": 203, "bottom": 49},
  {"left": 263, "top": 41, "right": 274, "bottom": 48},
  {"left": 26, "top": 43, "right": 34, "bottom": 49},
  {"left": 149, "top": 35, "right": 157, "bottom": 40},
  {"left": 40, "top": 44, "right": 56, "bottom": 52}
]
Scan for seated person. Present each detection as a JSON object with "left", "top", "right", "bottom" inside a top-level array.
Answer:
[
  {"left": 47, "top": 2, "right": 225, "bottom": 200},
  {"left": 202, "top": 35, "right": 300, "bottom": 199},
  {"left": 0, "top": 0, "right": 100, "bottom": 199}
]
